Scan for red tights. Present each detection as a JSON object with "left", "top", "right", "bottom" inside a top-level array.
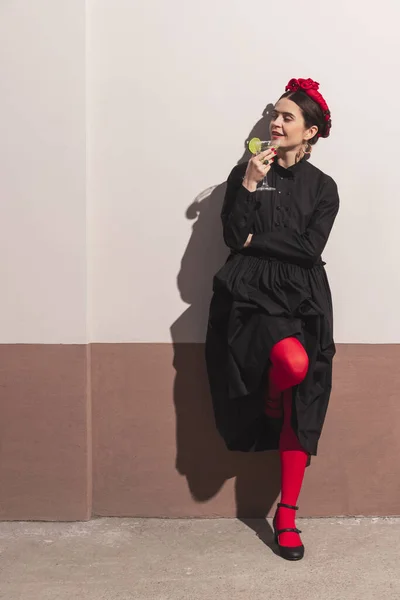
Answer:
[{"left": 267, "top": 337, "right": 310, "bottom": 548}]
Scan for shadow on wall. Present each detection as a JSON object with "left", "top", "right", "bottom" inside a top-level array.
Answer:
[{"left": 170, "top": 104, "right": 284, "bottom": 529}]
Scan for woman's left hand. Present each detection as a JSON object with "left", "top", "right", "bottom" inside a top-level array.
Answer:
[{"left": 243, "top": 233, "right": 253, "bottom": 248}]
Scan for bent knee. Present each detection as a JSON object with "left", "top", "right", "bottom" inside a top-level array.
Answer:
[
  {"left": 287, "top": 351, "right": 309, "bottom": 384},
  {"left": 271, "top": 337, "right": 309, "bottom": 386}
]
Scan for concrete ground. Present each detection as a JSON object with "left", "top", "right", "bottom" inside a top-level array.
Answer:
[{"left": 0, "top": 517, "right": 399, "bottom": 600}]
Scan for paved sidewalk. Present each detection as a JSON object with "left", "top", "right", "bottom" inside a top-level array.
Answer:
[{"left": 0, "top": 517, "right": 399, "bottom": 599}]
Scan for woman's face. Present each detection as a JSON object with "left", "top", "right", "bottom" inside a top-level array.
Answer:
[{"left": 269, "top": 97, "right": 318, "bottom": 149}]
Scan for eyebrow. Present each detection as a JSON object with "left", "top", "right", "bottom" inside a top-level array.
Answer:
[{"left": 272, "top": 110, "right": 296, "bottom": 118}]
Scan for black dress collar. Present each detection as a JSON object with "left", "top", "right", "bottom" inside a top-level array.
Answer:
[{"left": 272, "top": 156, "right": 307, "bottom": 179}]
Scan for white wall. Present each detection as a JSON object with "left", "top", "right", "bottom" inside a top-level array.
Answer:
[
  {"left": 0, "top": 1, "right": 86, "bottom": 343},
  {"left": 88, "top": 0, "right": 400, "bottom": 343},
  {"left": 2, "top": 1, "right": 400, "bottom": 344}
]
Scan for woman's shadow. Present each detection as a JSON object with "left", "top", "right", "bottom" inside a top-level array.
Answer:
[{"left": 170, "top": 104, "right": 282, "bottom": 553}]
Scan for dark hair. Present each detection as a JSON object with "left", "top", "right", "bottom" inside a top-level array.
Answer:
[{"left": 279, "top": 90, "right": 326, "bottom": 146}]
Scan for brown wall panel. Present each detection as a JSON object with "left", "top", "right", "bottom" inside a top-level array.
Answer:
[
  {"left": 1, "top": 343, "right": 398, "bottom": 520},
  {"left": 92, "top": 343, "right": 400, "bottom": 518},
  {"left": 0, "top": 345, "right": 90, "bottom": 521}
]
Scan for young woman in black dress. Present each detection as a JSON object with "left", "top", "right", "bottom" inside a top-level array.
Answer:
[{"left": 205, "top": 78, "right": 339, "bottom": 561}]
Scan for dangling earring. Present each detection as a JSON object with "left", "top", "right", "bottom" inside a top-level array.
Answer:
[
  {"left": 296, "top": 141, "right": 312, "bottom": 164},
  {"left": 304, "top": 141, "right": 312, "bottom": 155}
]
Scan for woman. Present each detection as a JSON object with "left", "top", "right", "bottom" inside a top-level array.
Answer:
[{"left": 205, "top": 78, "right": 339, "bottom": 561}]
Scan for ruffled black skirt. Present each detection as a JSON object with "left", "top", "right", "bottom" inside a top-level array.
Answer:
[{"left": 205, "top": 251, "right": 336, "bottom": 456}]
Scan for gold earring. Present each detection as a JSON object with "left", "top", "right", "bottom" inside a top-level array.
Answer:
[{"left": 304, "top": 141, "right": 312, "bottom": 154}]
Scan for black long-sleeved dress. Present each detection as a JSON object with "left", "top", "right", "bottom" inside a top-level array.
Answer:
[{"left": 205, "top": 157, "right": 340, "bottom": 456}]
